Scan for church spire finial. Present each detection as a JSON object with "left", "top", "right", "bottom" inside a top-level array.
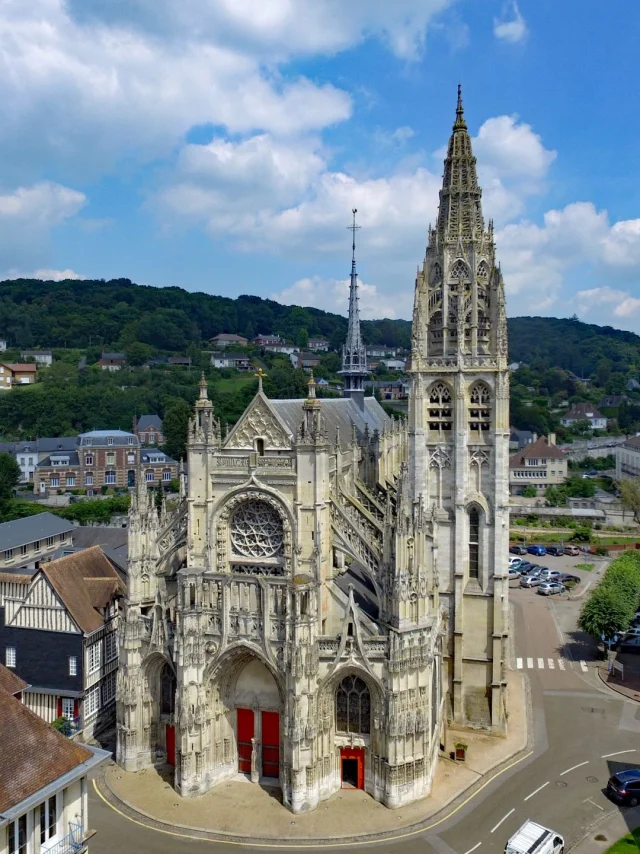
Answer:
[
  {"left": 255, "top": 367, "right": 266, "bottom": 393},
  {"left": 339, "top": 209, "right": 368, "bottom": 404},
  {"left": 454, "top": 83, "right": 467, "bottom": 130}
]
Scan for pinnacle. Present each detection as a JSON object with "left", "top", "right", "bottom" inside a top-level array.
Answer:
[{"left": 453, "top": 83, "right": 467, "bottom": 130}]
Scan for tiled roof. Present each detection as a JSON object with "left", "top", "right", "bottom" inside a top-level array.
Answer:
[
  {"left": 0, "top": 686, "right": 92, "bottom": 813},
  {"left": 509, "top": 436, "right": 566, "bottom": 468},
  {"left": 0, "top": 512, "right": 74, "bottom": 552},
  {"left": 624, "top": 436, "right": 640, "bottom": 450},
  {"left": 41, "top": 546, "right": 125, "bottom": 634},
  {"left": 0, "top": 572, "right": 32, "bottom": 584},
  {"left": 3, "top": 363, "right": 37, "bottom": 372},
  {"left": 563, "top": 402, "right": 605, "bottom": 420},
  {"left": 0, "top": 663, "right": 28, "bottom": 695}
]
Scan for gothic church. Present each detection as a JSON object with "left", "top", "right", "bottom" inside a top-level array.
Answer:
[{"left": 116, "top": 89, "right": 510, "bottom": 813}]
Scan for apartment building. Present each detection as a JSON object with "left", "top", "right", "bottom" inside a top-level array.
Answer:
[
  {"left": 616, "top": 435, "right": 640, "bottom": 481},
  {"left": 0, "top": 513, "right": 74, "bottom": 572}
]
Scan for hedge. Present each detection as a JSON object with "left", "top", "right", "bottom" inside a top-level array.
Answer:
[{"left": 579, "top": 551, "right": 640, "bottom": 640}]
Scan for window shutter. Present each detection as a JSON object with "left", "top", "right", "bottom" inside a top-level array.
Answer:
[
  {"left": 74, "top": 699, "right": 79, "bottom": 719},
  {"left": 57, "top": 697, "right": 62, "bottom": 718}
]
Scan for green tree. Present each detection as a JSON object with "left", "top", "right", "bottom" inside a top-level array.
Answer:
[
  {"left": 579, "top": 552, "right": 640, "bottom": 640},
  {"left": 125, "top": 341, "right": 154, "bottom": 366},
  {"left": 0, "top": 453, "right": 22, "bottom": 502},
  {"left": 620, "top": 478, "right": 640, "bottom": 525},
  {"left": 163, "top": 398, "right": 192, "bottom": 461},
  {"left": 522, "top": 485, "right": 537, "bottom": 498},
  {"left": 296, "top": 328, "right": 309, "bottom": 349}
]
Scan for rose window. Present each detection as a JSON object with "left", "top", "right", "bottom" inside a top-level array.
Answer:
[{"left": 230, "top": 500, "right": 284, "bottom": 559}]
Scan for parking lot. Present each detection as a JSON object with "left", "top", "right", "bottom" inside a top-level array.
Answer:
[{"left": 507, "top": 546, "right": 606, "bottom": 597}]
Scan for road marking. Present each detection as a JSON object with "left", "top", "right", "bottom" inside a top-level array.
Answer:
[
  {"left": 583, "top": 797, "right": 605, "bottom": 811},
  {"left": 524, "top": 781, "right": 549, "bottom": 801},
  {"left": 601, "top": 749, "right": 637, "bottom": 758},
  {"left": 93, "top": 749, "right": 537, "bottom": 849},
  {"left": 580, "top": 661, "right": 588, "bottom": 672},
  {"left": 490, "top": 809, "right": 515, "bottom": 833},
  {"left": 558, "top": 660, "right": 565, "bottom": 671},
  {"left": 463, "top": 845, "right": 482, "bottom": 854},
  {"left": 537, "top": 658, "right": 544, "bottom": 669},
  {"left": 516, "top": 657, "right": 523, "bottom": 669},
  {"left": 527, "top": 657, "right": 534, "bottom": 669},
  {"left": 548, "top": 659, "right": 555, "bottom": 669},
  {"left": 560, "top": 761, "right": 589, "bottom": 776}
]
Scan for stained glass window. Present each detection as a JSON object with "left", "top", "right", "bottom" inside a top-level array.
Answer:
[{"left": 335, "top": 676, "right": 371, "bottom": 734}]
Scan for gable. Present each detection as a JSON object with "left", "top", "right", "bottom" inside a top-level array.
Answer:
[
  {"left": 5, "top": 574, "right": 80, "bottom": 634},
  {"left": 225, "top": 394, "right": 292, "bottom": 451}
]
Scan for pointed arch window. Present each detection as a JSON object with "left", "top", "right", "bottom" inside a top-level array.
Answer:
[
  {"left": 477, "top": 260, "right": 490, "bottom": 280},
  {"left": 160, "top": 663, "right": 176, "bottom": 715},
  {"left": 469, "top": 383, "right": 491, "bottom": 432},
  {"left": 450, "top": 259, "right": 469, "bottom": 280},
  {"left": 336, "top": 675, "right": 371, "bottom": 735},
  {"left": 430, "top": 262, "right": 442, "bottom": 284},
  {"left": 428, "top": 383, "right": 452, "bottom": 434},
  {"left": 468, "top": 507, "right": 480, "bottom": 580}
]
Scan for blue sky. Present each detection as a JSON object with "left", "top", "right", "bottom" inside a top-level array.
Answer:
[{"left": 2, "top": 0, "right": 640, "bottom": 331}]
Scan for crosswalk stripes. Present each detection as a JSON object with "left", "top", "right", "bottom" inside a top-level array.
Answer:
[{"left": 515, "top": 657, "right": 590, "bottom": 672}]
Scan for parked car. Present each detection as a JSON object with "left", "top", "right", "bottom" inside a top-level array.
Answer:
[
  {"left": 538, "top": 568, "right": 562, "bottom": 580},
  {"left": 510, "top": 545, "right": 528, "bottom": 555},
  {"left": 564, "top": 545, "right": 581, "bottom": 556},
  {"left": 557, "top": 573, "right": 580, "bottom": 585},
  {"left": 537, "top": 581, "right": 565, "bottom": 596},
  {"left": 607, "top": 770, "right": 640, "bottom": 806},
  {"left": 509, "top": 557, "right": 524, "bottom": 568},
  {"left": 508, "top": 567, "right": 522, "bottom": 580},
  {"left": 520, "top": 575, "right": 544, "bottom": 588},
  {"left": 546, "top": 545, "right": 564, "bottom": 557},
  {"left": 520, "top": 563, "right": 540, "bottom": 575},
  {"left": 527, "top": 544, "right": 547, "bottom": 556},
  {"left": 618, "top": 636, "right": 640, "bottom": 652}
]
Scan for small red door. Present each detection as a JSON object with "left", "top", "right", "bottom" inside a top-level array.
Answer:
[
  {"left": 261, "top": 711, "right": 280, "bottom": 778},
  {"left": 237, "top": 708, "right": 254, "bottom": 774},
  {"left": 340, "top": 747, "right": 364, "bottom": 789},
  {"left": 165, "top": 724, "right": 175, "bottom": 766}
]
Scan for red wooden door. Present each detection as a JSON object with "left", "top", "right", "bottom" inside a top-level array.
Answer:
[
  {"left": 165, "top": 724, "right": 175, "bottom": 766},
  {"left": 237, "top": 708, "right": 254, "bottom": 773},
  {"left": 340, "top": 747, "right": 364, "bottom": 789},
  {"left": 261, "top": 711, "right": 280, "bottom": 778}
]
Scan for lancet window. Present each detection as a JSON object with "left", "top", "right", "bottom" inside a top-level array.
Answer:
[
  {"left": 428, "top": 383, "right": 453, "bottom": 434},
  {"left": 468, "top": 507, "right": 480, "bottom": 580},
  {"left": 477, "top": 260, "right": 490, "bottom": 280},
  {"left": 469, "top": 383, "right": 491, "bottom": 432},
  {"left": 160, "top": 663, "right": 176, "bottom": 715},
  {"left": 429, "top": 262, "right": 442, "bottom": 284},
  {"left": 336, "top": 675, "right": 371, "bottom": 735}
]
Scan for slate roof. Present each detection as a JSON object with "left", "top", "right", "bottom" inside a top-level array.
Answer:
[
  {"left": 77, "top": 430, "right": 138, "bottom": 447},
  {"left": 623, "top": 436, "right": 640, "bottom": 450},
  {"left": 37, "top": 437, "right": 78, "bottom": 453},
  {"left": 334, "top": 563, "right": 380, "bottom": 622},
  {"left": 509, "top": 436, "right": 566, "bottom": 468},
  {"left": 0, "top": 512, "right": 74, "bottom": 552},
  {"left": 0, "top": 686, "right": 93, "bottom": 814},
  {"left": 40, "top": 546, "right": 125, "bottom": 634},
  {"left": 0, "top": 663, "right": 28, "bottom": 695},
  {"left": 136, "top": 414, "right": 163, "bottom": 431},
  {"left": 38, "top": 451, "right": 80, "bottom": 467},
  {"left": 269, "top": 396, "right": 391, "bottom": 446},
  {"left": 141, "top": 451, "right": 177, "bottom": 465}
]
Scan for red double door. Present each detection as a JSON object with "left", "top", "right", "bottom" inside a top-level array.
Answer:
[
  {"left": 237, "top": 709, "right": 280, "bottom": 778},
  {"left": 340, "top": 747, "right": 364, "bottom": 789},
  {"left": 165, "top": 724, "right": 175, "bottom": 766}
]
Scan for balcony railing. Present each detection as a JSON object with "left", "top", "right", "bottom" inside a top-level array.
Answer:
[{"left": 45, "top": 822, "right": 85, "bottom": 854}]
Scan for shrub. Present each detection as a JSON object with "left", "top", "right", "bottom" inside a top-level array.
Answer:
[{"left": 595, "top": 546, "right": 609, "bottom": 557}]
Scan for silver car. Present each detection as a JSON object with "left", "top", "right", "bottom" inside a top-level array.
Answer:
[
  {"left": 520, "top": 574, "right": 543, "bottom": 588},
  {"left": 537, "top": 581, "right": 565, "bottom": 596}
]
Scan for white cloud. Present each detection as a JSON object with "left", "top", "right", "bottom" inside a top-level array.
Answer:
[
  {"left": 0, "top": 0, "right": 459, "bottom": 181},
  {"left": 31, "top": 268, "right": 85, "bottom": 281},
  {"left": 271, "top": 276, "right": 408, "bottom": 320},
  {"left": 493, "top": 1, "right": 528, "bottom": 44},
  {"left": 0, "top": 181, "right": 86, "bottom": 269}
]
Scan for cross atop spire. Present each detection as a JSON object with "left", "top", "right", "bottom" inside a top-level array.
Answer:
[
  {"left": 339, "top": 208, "right": 368, "bottom": 406},
  {"left": 454, "top": 83, "right": 467, "bottom": 130}
]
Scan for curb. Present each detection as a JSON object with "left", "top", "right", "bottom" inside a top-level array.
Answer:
[
  {"left": 96, "top": 678, "right": 534, "bottom": 848},
  {"left": 597, "top": 666, "right": 640, "bottom": 703}
]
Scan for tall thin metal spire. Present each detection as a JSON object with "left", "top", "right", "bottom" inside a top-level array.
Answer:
[{"left": 339, "top": 208, "right": 368, "bottom": 406}]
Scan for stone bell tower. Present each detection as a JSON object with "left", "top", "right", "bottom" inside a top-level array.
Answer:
[{"left": 407, "top": 86, "right": 510, "bottom": 733}]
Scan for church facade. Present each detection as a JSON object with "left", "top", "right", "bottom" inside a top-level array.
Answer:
[{"left": 116, "top": 89, "right": 510, "bottom": 813}]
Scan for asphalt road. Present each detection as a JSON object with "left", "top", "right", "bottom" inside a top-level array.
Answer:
[{"left": 88, "top": 585, "right": 640, "bottom": 854}]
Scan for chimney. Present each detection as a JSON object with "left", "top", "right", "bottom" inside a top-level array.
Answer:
[
  {"left": 532, "top": 432, "right": 538, "bottom": 444},
  {"left": 548, "top": 432, "right": 556, "bottom": 446}
]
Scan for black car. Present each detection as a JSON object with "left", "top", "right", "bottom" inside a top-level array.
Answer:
[
  {"left": 510, "top": 545, "right": 527, "bottom": 555},
  {"left": 607, "top": 770, "right": 640, "bottom": 806},
  {"left": 557, "top": 573, "right": 580, "bottom": 584},
  {"left": 546, "top": 545, "right": 564, "bottom": 557},
  {"left": 520, "top": 563, "right": 540, "bottom": 576}
]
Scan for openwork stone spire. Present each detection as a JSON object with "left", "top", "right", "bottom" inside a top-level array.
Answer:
[
  {"left": 410, "top": 87, "right": 508, "bottom": 363},
  {"left": 340, "top": 208, "right": 368, "bottom": 402}
]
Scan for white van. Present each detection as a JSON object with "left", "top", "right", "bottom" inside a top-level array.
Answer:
[{"left": 505, "top": 821, "right": 564, "bottom": 854}]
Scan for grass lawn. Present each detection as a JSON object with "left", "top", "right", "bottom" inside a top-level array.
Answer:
[
  {"left": 605, "top": 827, "right": 640, "bottom": 854},
  {"left": 214, "top": 374, "right": 256, "bottom": 394},
  {"left": 575, "top": 562, "right": 595, "bottom": 571}
]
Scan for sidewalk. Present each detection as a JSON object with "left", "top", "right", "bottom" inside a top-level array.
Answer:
[
  {"left": 570, "top": 805, "right": 640, "bottom": 854},
  {"left": 598, "top": 663, "right": 640, "bottom": 702},
  {"left": 101, "top": 673, "right": 529, "bottom": 844}
]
